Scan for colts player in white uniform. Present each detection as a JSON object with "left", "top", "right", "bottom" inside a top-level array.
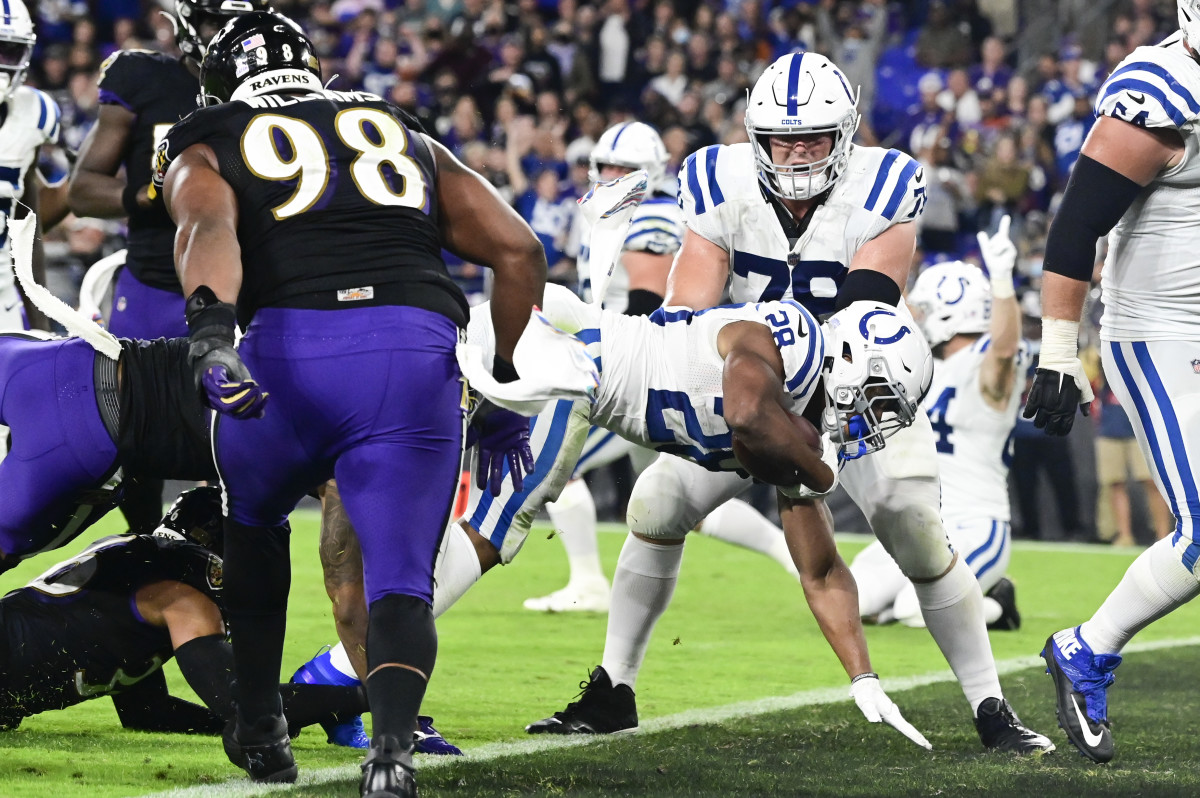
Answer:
[
  {"left": 1034, "top": 0, "right": 1200, "bottom": 764},
  {"left": 524, "top": 122, "right": 682, "bottom": 614},
  {"left": 0, "top": 0, "right": 61, "bottom": 332},
  {"left": 851, "top": 220, "right": 1029, "bottom": 631},
  {"left": 315, "top": 285, "right": 934, "bottom": 750},
  {"left": 529, "top": 51, "right": 1053, "bottom": 753}
]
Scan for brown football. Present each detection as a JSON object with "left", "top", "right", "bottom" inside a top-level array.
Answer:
[{"left": 732, "top": 412, "right": 822, "bottom": 484}]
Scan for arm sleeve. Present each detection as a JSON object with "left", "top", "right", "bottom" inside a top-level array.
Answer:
[{"left": 1042, "top": 154, "right": 1143, "bottom": 281}]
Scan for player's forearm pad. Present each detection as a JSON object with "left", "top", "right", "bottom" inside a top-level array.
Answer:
[
  {"left": 835, "top": 268, "right": 902, "bottom": 311},
  {"left": 1042, "top": 154, "right": 1143, "bottom": 282}
]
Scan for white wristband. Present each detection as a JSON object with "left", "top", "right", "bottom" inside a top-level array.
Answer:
[
  {"left": 989, "top": 270, "right": 1015, "bottom": 299},
  {"left": 1038, "top": 317, "right": 1081, "bottom": 371}
]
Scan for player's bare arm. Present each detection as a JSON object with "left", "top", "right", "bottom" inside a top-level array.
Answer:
[
  {"left": 622, "top": 249, "right": 671, "bottom": 297},
  {"left": 717, "top": 321, "right": 834, "bottom": 493},
  {"left": 34, "top": 168, "right": 69, "bottom": 231},
  {"left": 664, "top": 228, "right": 729, "bottom": 310},
  {"left": 15, "top": 168, "right": 49, "bottom": 330},
  {"left": 429, "top": 136, "right": 546, "bottom": 364},
  {"left": 844, "top": 218, "right": 917, "bottom": 295},
  {"left": 977, "top": 216, "right": 1022, "bottom": 408},
  {"left": 163, "top": 143, "right": 242, "bottom": 301},
  {"left": 134, "top": 579, "right": 225, "bottom": 650},
  {"left": 67, "top": 103, "right": 140, "bottom": 218}
]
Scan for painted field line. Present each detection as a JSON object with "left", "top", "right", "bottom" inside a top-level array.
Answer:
[{"left": 140, "top": 635, "right": 1200, "bottom": 798}]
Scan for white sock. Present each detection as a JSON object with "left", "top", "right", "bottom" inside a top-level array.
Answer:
[
  {"left": 1080, "top": 535, "right": 1200, "bottom": 654},
  {"left": 696, "top": 499, "right": 798, "bottom": 577},
  {"left": 432, "top": 521, "right": 484, "bottom": 618},
  {"left": 601, "top": 534, "right": 684, "bottom": 689},
  {"left": 913, "top": 556, "right": 1002, "bottom": 715},
  {"left": 982, "top": 597, "right": 1003, "bottom": 625},
  {"left": 328, "top": 642, "right": 358, "bottom": 681},
  {"left": 546, "top": 478, "right": 607, "bottom": 588}
]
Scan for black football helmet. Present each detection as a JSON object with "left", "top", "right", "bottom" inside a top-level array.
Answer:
[
  {"left": 173, "top": 0, "right": 271, "bottom": 61},
  {"left": 199, "top": 11, "right": 321, "bottom": 107},
  {"left": 152, "top": 486, "right": 225, "bottom": 556}
]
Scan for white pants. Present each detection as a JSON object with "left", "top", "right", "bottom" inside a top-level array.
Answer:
[{"left": 1103, "top": 339, "right": 1200, "bottom": 572}]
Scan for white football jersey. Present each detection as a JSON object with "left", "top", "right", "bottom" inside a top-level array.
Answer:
[
  {"left": 678, "top": 142, "right": 926, "bottom": 315},
  {"left": 573, "top": 192, "right": 685, "bottom": 312},
  {"left": 922, "top": 335, "right": 1031, "bottom": 524},
  {"left": 532, "top": 286, "right": 825, "bottom": 472},
  {"left": 1094, "top": 32, "right": 1200, "bottom": 340},
  {"left": 0, "top": 86, "right": 61, "bottom": 303}
]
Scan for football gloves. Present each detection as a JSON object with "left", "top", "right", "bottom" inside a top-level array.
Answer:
[
  {"left": 977, "top": 214, "right": 1016, "bottom": 299},
  {"left": 468, "top": 399, "right": 535, "bottom": 496},
  {"left": 849, "top": 674, "right": 932, "bottom": 750},
  {"left": 185, "top": 286, "right": 268, "bottom": 420},
  {"left": 1022, "top": 318, "right": 1092, "bottom": 436}
]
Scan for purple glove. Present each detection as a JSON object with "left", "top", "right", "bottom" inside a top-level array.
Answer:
[
  {"left": 200, "top": 364, "right": 269, "bottom": 419},
  {"left": 468, "top": 402, "right": 535, "bottom": 496}
]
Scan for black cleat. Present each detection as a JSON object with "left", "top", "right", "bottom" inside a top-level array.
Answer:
[
  {"left": 525, "top": 666, "right": 637, "bottom": 735},
  {"left": 974, "top": 697, "right": 1055, "bottom": 754},
  {"left": 986, "top": 577, "right": 1021, "bottom": 631},
  {"left": 223, "top": 712, "right": 298, "bottom": 783},
  {"left": 1041, "top": 628, "right": 1119, "bottom": 763},
  {"left": 360, "top": 734, "right": 417, "bottom": 798}
]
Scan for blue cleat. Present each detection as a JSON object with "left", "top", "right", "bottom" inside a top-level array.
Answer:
[
  {"left": 291, "top": 646, "right": 369, "bottom": 749},
  {"left": 1041, "top": 626, "right": 1122, "bottom": 763},
  {"left": 414, "top": 715, "right": 462, "bottom": 756}
]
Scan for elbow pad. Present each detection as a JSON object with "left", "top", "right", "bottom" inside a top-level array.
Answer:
[
  {"left": 623, "top": 289, "right": 664, "bottom": 317},
  {"left": 1042, "top": 154, "right": 1143, "bottom": 282}
]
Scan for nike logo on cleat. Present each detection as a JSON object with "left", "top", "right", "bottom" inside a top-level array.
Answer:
[
  {"left": 1070, "top": 694, "right": 1104, "bottom": 748},
  {"left": 1053, "top": 627, "right": 1083, "bottom": 659}
]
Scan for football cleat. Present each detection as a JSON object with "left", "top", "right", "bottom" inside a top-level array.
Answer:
[
  {"left": 1041, "top": 627, "right": 1121, "bottom": 763},
  {"left": 291, "top": 646, "right": 369, "bottom": 749},
  {"left": 985, "top": 577, "right": 1021, "bottom": 631},
  {"left": 974, "top": 697, "right": 1055, "bottom": 754},
  {"left": 360, "top": 734, "right": 416, "bottom": 798},
  {"left": 522, "top": 582, "right": 611, "bottom": 613},
  {"left": 525, "top": 666, "right": 637, "bottom": 735},
  {"left": 414, "top": 715, "right": 462, "bottom": 756},
  {"left": 223, "top": 712, "right": 298, "bottom": 783}
]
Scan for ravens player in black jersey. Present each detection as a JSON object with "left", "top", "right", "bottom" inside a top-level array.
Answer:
[
  {"left": 66, "top": 0, "right": 268, "bottom": 533},
  {"left": 156, "top": 11, "right": 546, "bottom": 796},
  {"left": 0, "top": 487, "right": 369, "bottom": 740}
]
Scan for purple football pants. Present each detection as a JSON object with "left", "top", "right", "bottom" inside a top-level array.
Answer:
[
  {"left": 107, "top": 267, "right": 189, "bottom": 340},
  {"left": 214, "top": 306, "right": 465, "bottom": 606},
  {"left": 0, "top": 335, "right": 118, "bottom": 558}
]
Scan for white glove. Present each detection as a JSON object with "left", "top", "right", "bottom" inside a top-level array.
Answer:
[
  {"left": 849, "top": 674, "right": 932, "bottom": 750},
  {"left": 778, "top": 434, "right": 839, "bottom": 499},
  {"left": 976, "top": 214, "right": 1016, "bottom": 299}
]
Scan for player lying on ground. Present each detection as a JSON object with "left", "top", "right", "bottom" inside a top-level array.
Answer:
[
  {"left": 0, "top": 487, "right": 366, "bottom": 737},
  {"left": 309, "top": 281, "right": 935, "bottom": 750}
]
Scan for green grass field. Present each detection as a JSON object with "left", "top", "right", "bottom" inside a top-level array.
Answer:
[{"left": 1, "top": 513, "right": 1198, "bottom": 798}]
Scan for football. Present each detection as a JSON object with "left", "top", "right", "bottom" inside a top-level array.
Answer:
[{"left": 732, "top": 411, "right": 822, "bottom": 484}]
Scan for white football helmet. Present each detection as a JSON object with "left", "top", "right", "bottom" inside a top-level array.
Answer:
[
  {"left": 589, "top": 121, "right": 669, "bottom": 192},
  {"left": 745, "top": 51, "right": 860, "bottom": 200},
  {"left": 1180, "top": 0, "right": 1200, "bottom": 46},
  {"left": 821, "top": 301, "right": 934, "bottom": 460},
  {"left": 0, "top": 0, "right": 35, "bottom": 106},
  {"left": 906, "top": 261, "right": 991, "bottom": 349}
]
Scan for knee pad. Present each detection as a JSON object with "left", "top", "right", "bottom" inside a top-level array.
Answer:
[
  {"left": 626, "top": 456, "right": 748, "bottom": 540},
  {"left": 869, "top": 483, "right": 954, "bottom": 581}
]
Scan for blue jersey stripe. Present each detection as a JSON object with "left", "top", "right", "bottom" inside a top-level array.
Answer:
[
  {"left": 36, "top": 92, "right": 47, "bottom": 131},
  {"left": 881, "top": 158, "right": 919, "bottom": 220},
  {"left": 575, "top": 327, "right": 601, "bottom": 345},
  {"left": 1109, "top": 343, "right": 1183, "bottom": 541},
  {"left": 1101, "top": 78, "right": 1189, "bottom": 126},
  {"left": 1131, "top": 342, "right": 1200, "bottom": 568},
  {"left": 781, "top": 299, "right": 821, "bottom": 393},
  {"left": 965, "top": 519, "right": 999, "bottom": 568},
  {"left": 630, "top": 215, "right": 682, "bottom": 228},
  {"left": 624, "top": 228, "right": 680, "bottom": 247},
  {"left": 1107, "top": 61, "right": 1200, "bottom": 112},
  {"left": 649, "top": 307, "right": 693, "bottom": 326},
  {"left": 704, "top": 146, "right": 725, "bottom": 208},
  {"left": 685, "top": 152, "right": 705, "bottom": 215},
  {"left": 786, "top": 53, "right": 804, "bottom": 116},
  {"left": 864, "top": 150, "right": 900, "bottom": 213},
  {"left": 575, "top": 428, "right": 617, "bottom": 470},
  {"left": 0, "top": 165, "right": 21, "bottom": 184}
]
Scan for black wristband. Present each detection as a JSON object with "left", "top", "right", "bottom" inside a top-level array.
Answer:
[
  {"left": 185, "top": 286, "right": 238, "bottom": 347},
  {"left": 850, "top": 671, "right": 879, "bottom": 684},
  {"left": 624, "top": 288, "right": 664, "bottom": 317},
  {"left": 1043, "top": 154, "right": 1142, "bottom": 282},
  {"left": 835, "top": 269, "right": 902, "bottom": 310},
  {"left": 493, "top": 355, "right": 519, "bottom": 384},
  {"left": 121, "top": 182, "right": 143, "bottom": 216}
]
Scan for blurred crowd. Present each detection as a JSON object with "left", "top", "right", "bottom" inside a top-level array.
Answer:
[{"left": 23, "top": 0, "right": 1176, "bottom": 544}]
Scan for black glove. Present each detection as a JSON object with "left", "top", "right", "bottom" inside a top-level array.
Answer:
[
  {"left": 186, "top": 286, "right": 268, "bottom": 420},
  {"left": 1023, "top": 367, "right": 1089, "bottom": 436}
]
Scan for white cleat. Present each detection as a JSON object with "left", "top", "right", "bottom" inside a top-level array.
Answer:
[{"left": 523, "top": 583, "right": 611, "bottom": 613}]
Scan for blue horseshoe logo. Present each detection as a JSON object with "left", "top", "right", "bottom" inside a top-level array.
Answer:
[
  {"left": 859, "top": 308, "right": 912, "bottom": 344},
  {"left": 937, "top": 275, "right": 970, "bottom": 305}
]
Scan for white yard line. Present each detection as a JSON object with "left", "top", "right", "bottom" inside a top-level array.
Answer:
[{"left": 140, "top": 635, "right": 1200, "bottom": 798}]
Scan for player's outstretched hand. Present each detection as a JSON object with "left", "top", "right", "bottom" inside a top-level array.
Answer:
[
  {"left": 1023, "top": 366, "right": 1091, "bottom": 436},
  {"left": 469, "top": 401, "right": 535, "bottom": 496},
  {"left": 849, "top": 674, "right": 932, "bottom": 751}
]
